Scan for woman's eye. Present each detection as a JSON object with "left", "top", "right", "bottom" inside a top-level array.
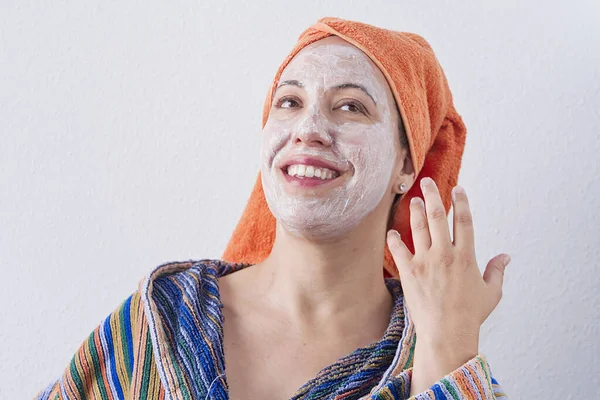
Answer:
[
  {"left": 339, "top": 102, "right": 366, "bottom": 114},
  {"left": 277, "top": 97, "right": 300, "bottom": 109}
]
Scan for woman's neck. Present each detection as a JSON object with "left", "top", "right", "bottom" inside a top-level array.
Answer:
[{"left": 253, "top": 214, "right": 393, "bottom": 332}]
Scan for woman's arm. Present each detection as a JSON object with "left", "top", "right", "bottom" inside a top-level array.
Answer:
[{"left": 34, "top": 291, "right": 159, "bottom": 400}]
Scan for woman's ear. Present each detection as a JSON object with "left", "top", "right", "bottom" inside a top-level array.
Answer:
[{"left": 392, "top": 153, "right": 415, "bottom": 195}]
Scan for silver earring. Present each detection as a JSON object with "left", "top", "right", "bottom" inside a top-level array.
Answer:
[{"left": 399, "top": 183, "right": 407, "bottom": 193}]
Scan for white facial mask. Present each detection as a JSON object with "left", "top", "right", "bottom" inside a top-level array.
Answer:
[{"left": 261, "top": 41, "right": 399, "bottom": 240}]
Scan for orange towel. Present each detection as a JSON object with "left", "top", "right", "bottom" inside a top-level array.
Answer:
[{"left": 222, "top": 17, "right": 467, "bottom": 277}]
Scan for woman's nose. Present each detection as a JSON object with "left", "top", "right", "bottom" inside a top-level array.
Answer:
[{"left": 292, "top": 110, "right": 333, "bottom": 147}]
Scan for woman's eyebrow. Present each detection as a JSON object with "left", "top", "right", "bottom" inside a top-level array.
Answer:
[
  {"left": 331, "top": 83, "right": 376, "bottom": 105},
  {"left": 276, "top": 80, "right": 304, "bottom": 92}
]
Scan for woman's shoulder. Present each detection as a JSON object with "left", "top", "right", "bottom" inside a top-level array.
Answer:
[
  {"left": 145, "top": 258, "right": 220, "bottom": 279},
  {"left": 140, "top": 258, "right": 247, "bottom": 283},
  {"left": 137, "top": 258, "right": 253, "bottom": 294},
  {"left": 35, "top": 259, "right": 234, "bottom": 399},
  {"left": 137, "top": 258, "right": 222, "bottom": 304},
  {"left": 135, "top": 258, "right": 247, "bottom": 322}
]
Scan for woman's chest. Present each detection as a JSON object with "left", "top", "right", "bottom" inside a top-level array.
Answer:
[{"left": 222, "top": 313, "right": 367, "bottom": 400}]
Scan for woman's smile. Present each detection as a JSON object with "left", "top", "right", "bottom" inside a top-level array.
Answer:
[
  {"left": 277, "top": 154, "right": 348, "bottom": 190},
  {"left": 279, "top": 163, "right": 345, "bottom": 189}
]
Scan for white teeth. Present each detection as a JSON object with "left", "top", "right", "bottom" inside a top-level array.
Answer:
[
  {"left": 285, "top": 164, "right": 339, "bottom": 180},
  {"left": 297, "top": 165, "right": 306, "bottom": 176}
]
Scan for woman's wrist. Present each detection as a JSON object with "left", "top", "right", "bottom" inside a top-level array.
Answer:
[
  {"left": 418, "top": 330, "right": 480, "bottom": 353},
  {"left": 410, "top": 334, "right": 479, "bottom": 396}
]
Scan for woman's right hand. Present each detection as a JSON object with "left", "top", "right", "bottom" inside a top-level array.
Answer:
[{"left": 386, "top": 177, "right": 511, "bottom": 394}]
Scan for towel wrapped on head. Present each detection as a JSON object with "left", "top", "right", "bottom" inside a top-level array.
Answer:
[{"left": 222, "top": 17, "right": 467, "bottom": 277}]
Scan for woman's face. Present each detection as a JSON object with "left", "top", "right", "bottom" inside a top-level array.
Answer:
[{"left": 261, "top": 36, "right": 404, "bottom": 240}]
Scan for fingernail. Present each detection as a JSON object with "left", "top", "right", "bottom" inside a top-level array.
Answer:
[
  {"left": 387, "top": 230, "right": 401, "bottom": 240},
  {"left": 411, "top": 196, "right": 424, "bottom": 209},
  {"left": 451, "top": 186, "right": 465, "bottom": 202},
  {"left": 420, "top": 177, "right": 436, "bottom": 192},
  {"left": 503, "top": 254, "right": 511, "bottom": 265}
]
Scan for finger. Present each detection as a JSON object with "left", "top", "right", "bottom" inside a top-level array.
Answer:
[
  {"left": 451, "top": 186, "right": 475, "bottom": 254},
  {"left": 386, "top": 230, "right": 413, "bottom": 275},
  {"left": 387, "top": 230, "right": 412, "bottom": 264},
  {"left": 483, "top": 254, "right": 511, "bottom": 302},
  {"left": 409, "top": 196, "right": 431, "bottom": 255},
  {"left": 420, "top": 177, "right": 452, "bottom": 247}
]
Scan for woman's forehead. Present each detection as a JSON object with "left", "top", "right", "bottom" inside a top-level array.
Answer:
[{"left": 280, "top": 37, "right": 388, "bottom": 93}]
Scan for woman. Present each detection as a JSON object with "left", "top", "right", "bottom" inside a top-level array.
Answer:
[{"left": 37, "top": 17, "right": 511, "bottom": 399}]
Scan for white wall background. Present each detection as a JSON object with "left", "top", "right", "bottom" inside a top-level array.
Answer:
[{"left": 1, "top": 1, "right": 598, "bottom": 398}]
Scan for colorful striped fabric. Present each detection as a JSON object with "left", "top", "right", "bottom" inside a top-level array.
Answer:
[{"left": 36, "top": 259, "right": 509, "bottom": 399}]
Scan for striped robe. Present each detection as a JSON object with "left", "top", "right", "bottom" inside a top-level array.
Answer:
[{"left": 36, "top": 259, "right": 509, "bottom": 399}]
